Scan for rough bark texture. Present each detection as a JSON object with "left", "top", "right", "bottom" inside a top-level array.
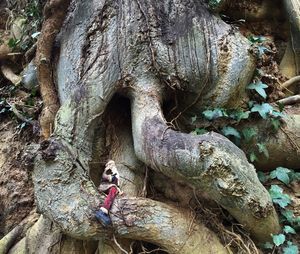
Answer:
[
  {"left": 36, "top": 0, "right": 71, "bottom": 139},
  {"left": 2, "top": 0, "right": 299, "bottom": 253}
]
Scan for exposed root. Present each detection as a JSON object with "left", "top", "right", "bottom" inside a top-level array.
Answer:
[
  {"left": 1, "top": 64, "right": 21, "bottom": 85},
  {"left": 0, "top": 211, "right": 39, "bottom": 254},
  {"left": 193, "top": 193, "right": 259, "bottom": 254},
  {"left": 277, "top": 95, "right": 300, "bottom": 105},
  {"left": 36, "top": 0, "right": 71, "bottom": 139},
  {"left": 130, "top": 84, "right": 280, "bottom": 242},
  {"left": 282, "top": 75, "right": 300, "bottom": 88}
]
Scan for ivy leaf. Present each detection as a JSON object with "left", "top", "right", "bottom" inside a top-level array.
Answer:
[
  {"left": 270, "top": 167, "right": 291, "bottom": 185},
  {"left": 289, "top": 171, "right": 300, "bottom": 182},
  {"left": 191, "top": 116, "right": 197, "bottom": 124},
  {"left": 281, "top": 210, "right": 295, "bottom": 224},
  {"left": 262, "top": 242, "right": 274, "bottom": 249},
  {"left": 269, "top": 185, "right": 291, "bottom": 208},
  {"left": 257, "top": 171, "right": 268, "bottom": 183},
  {"left": 221, "top": 126, "right": 241, "bottom": 139},
  {"left": 248, "top": 35, "right": 266, "bottom": 43},
  {"left": 257, "top": 143, "right": 269, "bottom": 158},
  {"left": 247, "top": 81, "right": 268, "bottom": 99},
  {"left": 272, "top": 234, "right": 286, "bottom": 246},
  {"left": 271, "top": 110, "right": 284, "bottom": 118},
  {"left": 271, "top": 118, "right": 281, "bottom": 130},
  {"left": 283, "top": 225, "right": 296, "bottom": 234},
  {"left": 195, "top": 128, "right": 208, "bottom": 135},
  {"left": 249, "top": 152, "right": 258, "bottom": 162},
  {"left": 229, "top": 110, "right": 250, "bottom": 121},
  {"left": 251, "top": 103, "right": 273, "bottom": 119},
  {"left": 242, "top": 127, "right": 257, "bottom": 142},
  {"left": 202, "top": 108, "right": 224, "bottom": 120},
  {"left": 283, "top": 242, "right": 299, "bottom": 254}
]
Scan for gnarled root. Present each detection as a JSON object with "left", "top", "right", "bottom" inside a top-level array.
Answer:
[
  {"left": 36, "top": 0, "right": 71, "bottom": 139},
  {"left": 129, "top": 80, "right": 280, "bottom": 242}
]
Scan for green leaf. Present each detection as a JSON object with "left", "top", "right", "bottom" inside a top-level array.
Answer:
[
  {"left": 283, "top": 242, "right": 299, "bottom": 254},
  {"left": 191, "top": 116, "right": 197, "bottom": 124},
  {"left": 202, "top": 108, "right": 224, "bottom": 120},
  {"left": 247, "top": 81, "right": 268, "bottom": 99},
  {"left": 257, "top": 143, "right": 269, "bottom": 158},
  {"left": 272, "top": 234, "right": 286, "bottom": 246},
  {"left": 283, "top": 225, "right": 296, "bottom": 234},
  {"left": 262, "top": 242, "right": 274, "bottom": 249},
  {"left": 278, "top": 102, "right": 285, "bottom": 112},
  {"left": 248, "top": 35, "right": 266, "bottom": 43},
  {"left": 270, "top": 167, "right": 291, "bottom": 185},
  {"left": 257, "top": 171, "right": 268, "bottom": 183},
  {"left": 271, "top": 110, "right": 284, "bottom": 118},
  {"left": 269, "top": 185, "right": 291, "bottom": 208},
  {"left": 281, "top": 210, "right": 295, "bottom": 224},
  {"left": 251, "top": 103, "right": 273, "bottom": 119},
  {"left": 229, "top": 110, "right": 250, "bottom": 121},
  {"left": 221, "top": 126, "right": 241, "bottom": 139},
  {"left": 195, "top": 128, "right": 208, "bottom": 135},
  {"left": 271, "top": 118, "right": 281, "bottom": 130},
  {"left": 249, "top": 152, "right": 258, "bottom": 162},
  {"left": 242, "top": 127, "right": 257, "bottom": 142},
  {"left": 289, "top": 171, "right": 300, "bottom": 182}
]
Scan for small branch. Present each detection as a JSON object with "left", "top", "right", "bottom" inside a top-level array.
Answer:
[
  {"left": 282, "top": 75, "right": 300, "bottom": 88},
  {"left": 7, "top": 102, "right": 34, "bottom": 124},
  {"left": 276, "top": 95, "right": 300, "bottom": 105}
]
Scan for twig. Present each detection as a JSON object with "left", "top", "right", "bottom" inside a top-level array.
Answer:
[
  {"left": 113, "top": 234, "right": 129, "bottom": 254},
  {"left": 276, "top": 94, "right": 300, "bottom": 105},
  {"left": 7, "top": 102, "right": 34, "bottom": 124}
]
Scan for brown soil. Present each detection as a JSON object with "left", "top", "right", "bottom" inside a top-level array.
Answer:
[{"left": 0, "top": 119, "right": 35, "bottom": 237}]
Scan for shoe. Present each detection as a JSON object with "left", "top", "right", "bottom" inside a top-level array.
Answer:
[{"left": 95, "top": 210, "right": 112, "bottom": 227}]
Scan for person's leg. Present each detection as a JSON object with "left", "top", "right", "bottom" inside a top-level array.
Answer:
[
  {"left": 96, "top": 186, "right": 118, "bottom": 226},
  {"left": 102, "top": 186, "right": 118, "bottom": 211}
]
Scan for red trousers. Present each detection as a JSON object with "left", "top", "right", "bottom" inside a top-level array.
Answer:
[{"left": 103, "top": 186, "right": 118, "bottom": 210}]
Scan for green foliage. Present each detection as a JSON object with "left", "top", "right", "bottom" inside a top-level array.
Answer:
[
  {"left": 202, "top": 108, "right": 225, "bottom": 120},
  {"left": 283, "top": 242, "right": 299, "bottom": 254},
  {"left": 247, "top": 81, "right": 268, "bottom": 99},
  {"left": 208, "top": 0, "right": 223, "bottom": 9},
  {"left": 249, "top": 152, "right": 258, "bottom": 162},
  {"left": 269, "top": 185, "right": 291, "bottom": 208},
  {"left": 221, "top": 126, "right": 241, "bottom": 139},
  {"left": 257, "top": 143, "right": 269, "bottom": 158},
  {"left": 283, "top": 226, "right": 296, "bottom": 235},
  {"left": 257, "top": 171, "right": 268, "bottom": 183},
  {"left": 8, "top": 0, "right": 43, "bottom": 51},
  {"left": 248, "top": 35, "right": 266, "bottom": 43},
  {"left": 272, "top": 234, "right": 286, "bottom": 247},
  {"left": 241, "top": 127, "right": 257, "bottom": 142},
  {"left": 270, "top": 167, "right": 291, "bottom": 185},
  {"left": 194, "top": 128, "right": 208, "bottom": 135},
  {"left": 262, "top": 242, "right": 274, "bottom": 249},
  {"left": 251, "top": 103, "right": 273, "bottom": 119}
]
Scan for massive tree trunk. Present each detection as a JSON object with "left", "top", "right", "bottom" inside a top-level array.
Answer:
[{"left": 1, "top": 0, "right": 300, "bottom": 253}]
